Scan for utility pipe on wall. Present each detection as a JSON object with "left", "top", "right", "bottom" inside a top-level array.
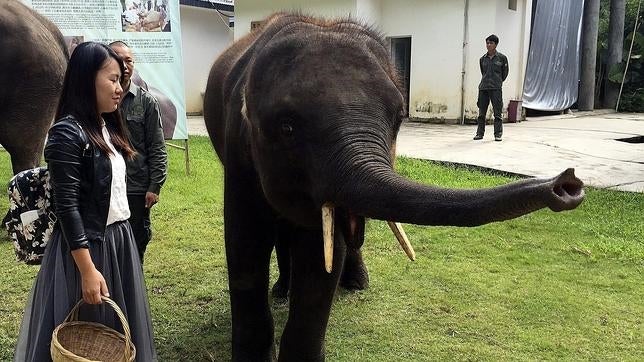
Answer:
[
  {"left": 517, "top": 0, "right": 532, "bottom": 104},
  {"left": 460, "top": 0, "right": 469, "bottom": 125}
]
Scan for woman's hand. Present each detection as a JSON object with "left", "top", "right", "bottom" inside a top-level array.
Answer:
[
  {"left": 81, "top": 267, "right": 110, "bottom": 304},
  {"left": 71, "top": 248, "right": 110, "bottom": 304}
]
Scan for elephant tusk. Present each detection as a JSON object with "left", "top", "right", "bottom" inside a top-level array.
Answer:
[
  {"left": 387, "top": 221, "right": 416, "bottom": 261},
  {"left": 322, "top": 203, "right": 335, "bottom": 273}
]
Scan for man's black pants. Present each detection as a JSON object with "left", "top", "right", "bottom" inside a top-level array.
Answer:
[
  {"left": 127, "top": 194, "right": 151, "bottom": 262},
  {"left": 476, "top": 89, "right": 503, "bottom": 138}
]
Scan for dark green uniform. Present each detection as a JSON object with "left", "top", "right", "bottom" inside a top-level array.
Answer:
[
  {"left": 476, "top": 51, "right": 508, "bottom": 138},
  {"left": 119, "top": 82, "right": 167, "bottom": 261}
]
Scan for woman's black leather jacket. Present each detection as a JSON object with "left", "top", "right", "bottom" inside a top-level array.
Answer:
[{"left": 44, "top": 115, "right": 112, "bottom": 250}]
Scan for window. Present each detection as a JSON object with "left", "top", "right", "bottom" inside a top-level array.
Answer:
[{"left": 508, "top": 0, "right": 517, "bottom": 11}]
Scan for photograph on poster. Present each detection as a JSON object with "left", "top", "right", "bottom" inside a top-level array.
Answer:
[
  {"left": 121, "top": 0, "right": 170, "bottom": 32},
  {"left": 63, "top": 36, "right": 83, "bottom": 55},
  {"left": 133, "top": 70, "right": 178, "bottom": 139}
]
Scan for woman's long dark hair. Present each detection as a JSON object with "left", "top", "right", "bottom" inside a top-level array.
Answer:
[{"left": 55, "top": 41, "right": 135, "bottom": 159}]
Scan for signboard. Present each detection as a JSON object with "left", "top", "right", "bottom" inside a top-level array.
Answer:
[{"left": 22, "top": 0, "right": 188, "bottom": 140}]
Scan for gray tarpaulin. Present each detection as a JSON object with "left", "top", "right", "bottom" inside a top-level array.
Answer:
[{"left": 522, "top": 0, "right": 585, "bottom": 111}]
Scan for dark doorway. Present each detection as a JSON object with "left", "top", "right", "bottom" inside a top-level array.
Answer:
[{"left": 389, "top": 37, "right": 411, "bottom": 116}]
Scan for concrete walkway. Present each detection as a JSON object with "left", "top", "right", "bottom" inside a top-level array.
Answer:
[{"left": 187, "top": 111, "right": 644, "bottom": 192}]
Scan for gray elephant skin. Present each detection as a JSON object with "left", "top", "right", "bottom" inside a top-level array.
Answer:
[
  {"left": 203, "top": 13, "right": 585, "bottom": 361},
  {"left": 0, "top": 0, "right": 68, "bottom": 175}
]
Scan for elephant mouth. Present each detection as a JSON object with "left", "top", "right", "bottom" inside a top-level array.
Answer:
[{"left": 321, "top": 203, "right": 416, "bottom": 273}]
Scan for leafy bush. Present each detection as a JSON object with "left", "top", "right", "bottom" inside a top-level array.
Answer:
[
  {"left": 616, "top": 85, "right": 644, "bottom": 111},
  {"left": 599, "top": 0, "right": 643, "bottom": 111}
]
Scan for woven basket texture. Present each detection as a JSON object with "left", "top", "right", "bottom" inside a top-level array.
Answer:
[{"left": 51, "top": 297, "right": 136, "bottom": 362}]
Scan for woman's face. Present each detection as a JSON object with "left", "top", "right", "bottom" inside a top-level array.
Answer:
[{"left": 95, "top": 58, "right": 123, "bottom": 114}]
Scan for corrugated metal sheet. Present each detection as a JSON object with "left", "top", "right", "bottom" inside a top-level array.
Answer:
[{"left": 522, "top": 0, "right": 584, "bottom": 111}]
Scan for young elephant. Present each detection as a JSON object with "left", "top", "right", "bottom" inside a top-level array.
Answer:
[
  {"left": 203, "top": 12, "right": 584, "bottom": 361},
  {"left": 0, "top": 1, "right": 68, "bottom": 175}
]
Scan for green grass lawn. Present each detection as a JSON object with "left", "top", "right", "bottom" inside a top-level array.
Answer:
[{"left": 0, "top": 136, "right": 642, "bottom": 361}]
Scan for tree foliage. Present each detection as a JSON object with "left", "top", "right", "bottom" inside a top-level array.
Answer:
[{"left": 599, "top": 0, "right": 644, "bottom": 111}]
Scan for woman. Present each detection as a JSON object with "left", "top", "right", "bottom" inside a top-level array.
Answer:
[{"left": 14, "top": 42, "right": 157, "bottom": 361}]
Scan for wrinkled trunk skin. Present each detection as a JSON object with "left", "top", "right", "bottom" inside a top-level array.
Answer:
[{"left": 334, "top": 166, "right": 583, "bottom": 227}]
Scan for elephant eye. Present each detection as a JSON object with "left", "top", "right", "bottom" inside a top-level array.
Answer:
[{"left": 280, "top": 122, "right": 294, "bottom": 137}]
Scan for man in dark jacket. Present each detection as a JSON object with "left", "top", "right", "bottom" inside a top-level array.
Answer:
[
  {"left": 474, "top": 34, "right": 508, "bottom": 142},
  {"left": 110, "top": 41, "right": 168, "bottom": 262}
]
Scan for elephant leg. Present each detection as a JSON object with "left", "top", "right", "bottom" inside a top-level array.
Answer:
[
  {"left": 339, "top": 246, "right": 369, "bottom": 290},
  {"left": 271, "top": 221, "right": 292, "bottom": 299},
  {"left": 278, "top": 227, "right": 346, "bottom": 361},
  {"left": 9, "top": 151, "right": 41, "bottom": 175},
  {"left": 0, "top": 132, "right": 45, "bottom": 175},
  {"left": 224, "top": 171, "right": 277, "bottom": 361},
  {"left": 0, "top": 85, "right": 55, "bottom": 175}
]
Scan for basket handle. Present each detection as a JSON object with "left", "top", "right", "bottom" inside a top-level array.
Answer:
[{"left": 64, "top": 296, "right": 134, "bottom": 360}]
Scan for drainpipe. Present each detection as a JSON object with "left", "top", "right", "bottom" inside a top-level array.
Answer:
[{"left": 460, "top": 0, "right": 469, "bottom": 125}]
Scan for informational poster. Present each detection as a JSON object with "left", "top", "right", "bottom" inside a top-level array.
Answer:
[{"left": 22, "top": 0, "right": 188, "bottom": 140}]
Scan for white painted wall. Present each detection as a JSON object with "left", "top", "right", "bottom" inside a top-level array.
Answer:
[
  {"left": 379, "top": 0, "right": 531, "bottom": 120},
  {"left": 463, "top": 0, "right": 532, "bottom": 120},
  {"left": 229, "top": 0, "right": 531, "bottom": 121},
  {"left": 180, "top": 5, "right": 233, "bottom": 114},
  {"left": 356, "top": 0, "right": 382, "bottom": 25},
  {"left": 494, "top": 0, "right": 530, "bottom": 100},
  {"left": 380, "top": 0, "right": 465, "bottom": 120},
  {"left": 234, "top": 0, "right": 355, "bottom": 39}
]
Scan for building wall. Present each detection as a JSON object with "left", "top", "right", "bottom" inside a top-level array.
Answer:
[
  {"left": 493, "top": 0, "right": 531, "bottom": 103},
  {"left": 356, "top": 0, "right": 382, "bottom": 24},
  {"left": 501, "top": 0, "right": 532, "bottom": 102},
  {"left": 180, "top": 5, "right": 233, "bottom": 114},
  {"left": 462, "top": 0, "right": 532, "bottom": 121},
  {"left": 234, "top": 0, "right": 355, "bottom": 39},
  {"left": 379, "top": 0, "right": 465, "bottom": 120},
  {"left": 379, "top": 0, "right": 531, "bottom": 121},
  {"left": 230, "top": 0, "right": 531, "bottom": 121}
]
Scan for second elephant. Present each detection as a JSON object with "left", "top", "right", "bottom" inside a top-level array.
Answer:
[{"left": 0, "top": 1, "right": 68, "bottom": 175}]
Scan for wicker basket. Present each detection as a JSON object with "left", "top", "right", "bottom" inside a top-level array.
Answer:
[{"left": 51, "top": 296, "right": 136, "bottom": 362}]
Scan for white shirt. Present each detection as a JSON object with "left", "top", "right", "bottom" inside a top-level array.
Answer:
[{"left": 102, "top": 125, "right": 131, "bottom": 225}]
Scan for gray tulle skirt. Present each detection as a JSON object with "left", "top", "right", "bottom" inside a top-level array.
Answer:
[{"left": 14, "top": 220, "right": 157, "bottom": 361}]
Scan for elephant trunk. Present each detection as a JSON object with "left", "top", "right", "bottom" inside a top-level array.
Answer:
[
  {"left": 315, "top": 125, "right": 583, "bottom": 272},
  {"left": 333, "top": 166, "right": 584, "bottom": 227}
]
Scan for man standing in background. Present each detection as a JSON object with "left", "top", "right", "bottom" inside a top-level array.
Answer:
[
  {"left": 110, "top": 41, "right": 168, "bottom": 262},
  {"left": 474, "top": 34, "right": 508, "bottom": 142}
]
